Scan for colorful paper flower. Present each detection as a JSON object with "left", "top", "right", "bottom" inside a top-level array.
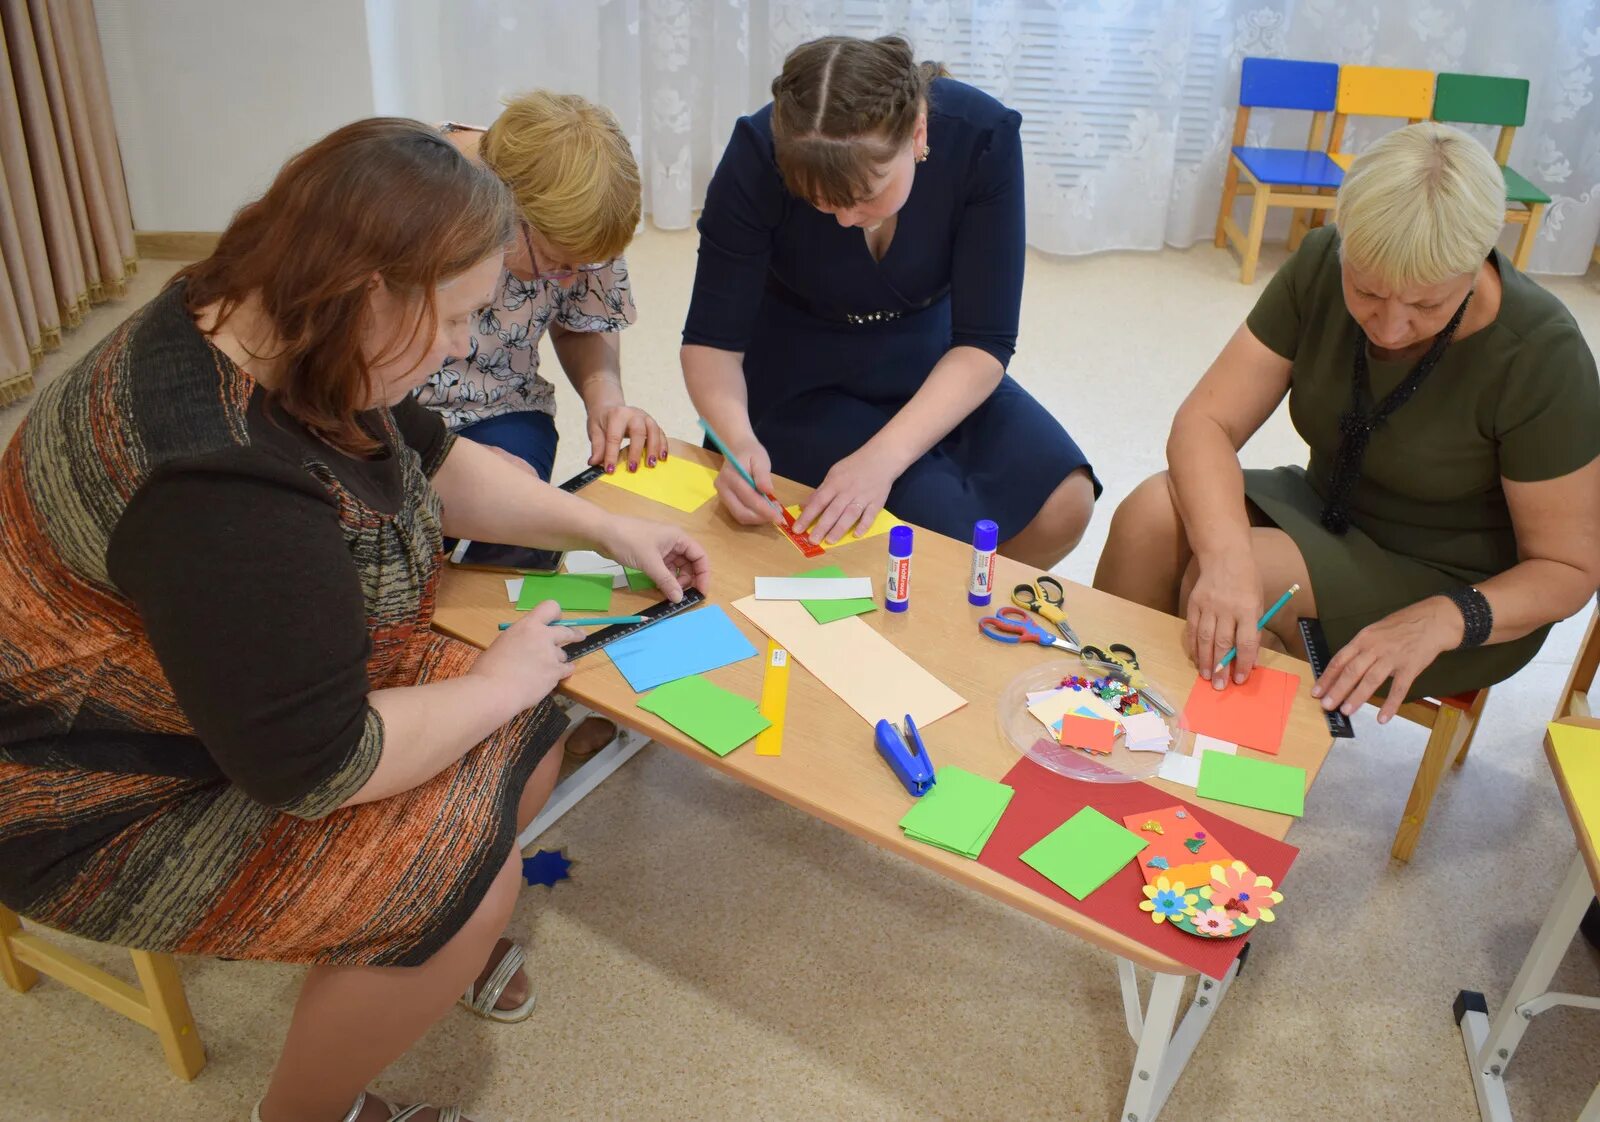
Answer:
[
  {"left": 1139, "top": 876, "right": 1198, "bottom": 924},
  {"left": 1206, "top": 860, "right": 1283, "bottom": 926},
  {"left": 1192, "top": 906, "right": 1236, "bottom": 937}
]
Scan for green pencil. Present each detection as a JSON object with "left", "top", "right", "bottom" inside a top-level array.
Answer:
[
  {"left": 499, "top": 615, "right": 646, "bottom": 631},
  {"left": 1214, "top": 583, "right": 1300, "bottom": 672}
]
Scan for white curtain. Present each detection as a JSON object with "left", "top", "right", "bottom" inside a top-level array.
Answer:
[{"left": 368, "top": 0, "right": 1600, "bottom": 274}]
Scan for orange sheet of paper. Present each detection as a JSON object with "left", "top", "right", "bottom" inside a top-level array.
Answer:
[
  {"left": 1058, "top": 713, "right": 1117, "bottom": 753},
  {"left": 1121, "top": 805, "right": 1235, "bottom": 887},
  {"left": 1180, "top": 666, "right": 1300, "bottom": 755}
]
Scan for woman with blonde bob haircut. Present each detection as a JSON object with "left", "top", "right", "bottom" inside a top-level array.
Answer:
[
  {"left": 418, "top": 92, "right": 665, "bottom": 482},
  {"left": 1097, "top": 122, "right": 1600, "bottom": 725}
]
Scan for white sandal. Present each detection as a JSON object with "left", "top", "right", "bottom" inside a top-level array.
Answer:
[
  {"left": 458, "top": 939, "right": 536, "bottom": 1023},
  {"left": 252, "top": 1091, "right": 468, "bottom": 1122}
]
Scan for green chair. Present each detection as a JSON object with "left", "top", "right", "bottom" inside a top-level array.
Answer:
[{"left": 1432, "top": 73, "right": 1550, "bottom": 271}]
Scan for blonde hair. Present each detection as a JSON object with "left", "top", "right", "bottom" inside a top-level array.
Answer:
[
  {"left": 1335, "top": 121, "right": 1506, "bottom": 288},
  {"left": 480, "top": 91, "right": 640, "bottom": 263}
]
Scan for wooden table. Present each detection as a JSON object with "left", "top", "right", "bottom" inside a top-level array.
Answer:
[
  {"left": 435, "top": 440, "right": 1335, "bottom": 1121},
  {"left": 1456, "top": 717, "right": 1600, "bottom": 1120}
]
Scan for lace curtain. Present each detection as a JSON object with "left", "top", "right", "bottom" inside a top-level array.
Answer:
[{"left": 370, "top": 0, "right": 1600, "bottom": 273}]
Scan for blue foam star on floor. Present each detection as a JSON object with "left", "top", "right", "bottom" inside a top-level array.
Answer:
[{"left": 521, "top": 849, "right": 572, "bottom": 888}]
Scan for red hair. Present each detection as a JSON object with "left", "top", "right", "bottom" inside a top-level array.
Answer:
[{"left": 176, "top": 118, "right": 515, "bottom": 453}]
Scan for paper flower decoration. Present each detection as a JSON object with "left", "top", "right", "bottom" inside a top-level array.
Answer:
[
  {"left": 1203, "top": 860, "right": 1283, "bottom": 927},
  {"left": 1192, "top": 906, "right": 1236, "bottom": 938},
  {"left": 1139, "top": 876, "right": 1199, "bottom": 924}
]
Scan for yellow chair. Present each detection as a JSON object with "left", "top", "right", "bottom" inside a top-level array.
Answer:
[
  {"left": 1306, "top": 65, "right": 1436, "bottom": 241},
  {"left": 1555, "top": 605, "right": 1600, "bottom": 722},
  {"left": 1381, "top": 687, "right": 1491, "bottom": 862},
  {"left": 0, "top": 904, "right": 206, "bottom": 1079}
]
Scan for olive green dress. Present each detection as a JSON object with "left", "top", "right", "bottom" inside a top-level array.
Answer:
[{"left": 1242, "top": 224, "right": 1600, "bottom": 700}]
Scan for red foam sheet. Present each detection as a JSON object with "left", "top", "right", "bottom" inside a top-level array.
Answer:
[{"left": 977, "top": 758, "right": 1300, "bottom": 979}]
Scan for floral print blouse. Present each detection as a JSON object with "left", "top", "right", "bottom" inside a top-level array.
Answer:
[{"left": 415, "top": 124, "right": 638, "bottom": 430}]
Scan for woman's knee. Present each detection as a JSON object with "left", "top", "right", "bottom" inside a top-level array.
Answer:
[{"left": 1109, "top": 471, "right": 1183, "bottom": 545}]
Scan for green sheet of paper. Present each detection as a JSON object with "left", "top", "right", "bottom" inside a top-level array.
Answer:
[
  {"left": 795, "top": 564, "right": 876, "bottom": 625},
  {"left": 636, "top": 674, "right": 770, "bottom": 757},
  {"left": 899, "top": 766, "right": 1014, "bottom": 858},
  {"left": 1019, "top": 807, "right": 1148, "bottom": 900},
  {"left": 624, "top": 567, "right": 655, "bottom": 592},
  {"left": 515, "top": 572, "right": 613, "bottom": 612},
  {"left": 1195, "top": 751, "right": 1306, "bottom": 817}
]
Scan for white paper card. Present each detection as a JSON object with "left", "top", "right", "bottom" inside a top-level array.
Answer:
[
  {"left": 1157, "top": 752, "right": 1202, "bottom": 787},
  {"left": 564, "top": 551, "right": 629, "bottom": 588},
  {"left": 1122, "top": 712, "right": 1171, "bottom": 746},
  {"left": 505, "top": 578, "right": 523, "bottom": 603},
  {"left": 754, "top": 576, "right": 873, "bottom": 601},
  {"left": 1193, "top": 734, "right": 1237, "bottom": 756}
]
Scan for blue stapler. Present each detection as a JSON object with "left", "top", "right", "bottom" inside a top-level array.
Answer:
[{"left": 874, "top": 714, "right": 936, "bottom": 797}]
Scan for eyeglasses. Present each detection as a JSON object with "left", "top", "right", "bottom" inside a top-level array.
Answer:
[{"left": 521, "top": 223, "right": 607, "bottom": 282}]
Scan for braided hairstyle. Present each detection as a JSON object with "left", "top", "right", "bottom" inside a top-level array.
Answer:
[{"left": 770, "top": 35, "right": 946, "bottom": 208}]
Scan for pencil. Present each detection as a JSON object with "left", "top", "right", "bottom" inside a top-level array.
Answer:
[
  {"left": 498, "top": 615, "right": 646, "bottom": 630},
  {"left": 1214, "top": 583, "right": 1300, "bottom": 673},
  {"left": 696, "top": 417, "right": 781, "bottom": 509}
]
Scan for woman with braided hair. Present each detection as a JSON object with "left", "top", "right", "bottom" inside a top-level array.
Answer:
[
  {"left": 1096, "top": 123, "right": 1600, "bottom": 720},
  {"left": 682, "top": 35, "right": 1098, "bottom": 565}
]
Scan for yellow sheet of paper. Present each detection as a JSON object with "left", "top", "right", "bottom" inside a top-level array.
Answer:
[
  {"left": 730, "top": 594, "right": 966, "bottom": 728},
  {"left": 1028, "top": 688, "right": 1123, "bottom": 730},
  {"left": 598, "top": 458, "right": 719, "bottom": 513},
  {"left": 784, "top": 505, "right": 899, "bottom": 551},
  {"left": 1549, "top": 722, "right": 1600, "bottom": 845}
]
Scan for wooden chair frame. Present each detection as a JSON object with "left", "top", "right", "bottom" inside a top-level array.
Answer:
[
  {"left": 1215, "top": 104, "right": 1339, "bottom": 284},
  {"left": 0, "top": 904, "right": 205, "bottom": 1079},
  {"left": 1379, "top": 688, "right": 1491, "bottom": 862},
  {"left": 1555, "top": 605, "right": 1600, "bottom": 723}
]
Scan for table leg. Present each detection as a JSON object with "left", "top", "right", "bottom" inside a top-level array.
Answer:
[
  {"left": 1117, "top": 957, "right": 1239, "bottom": 1122},
  {"left": 517, "top": 711, "right": 648, "bottom": 849},
  {"left": 1456, "top": 852, "right": 1593, "bottom": 1121}
]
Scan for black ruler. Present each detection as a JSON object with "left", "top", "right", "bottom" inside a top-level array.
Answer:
[
  {"left": 559, "top": 465, "right": 604, "bottom": 493},
  {"left": 563, "top": 587, "right": 707, "bottom": 661},
  {"left": 1296, "top": 617, "right": 1355, "bottom": 738}
]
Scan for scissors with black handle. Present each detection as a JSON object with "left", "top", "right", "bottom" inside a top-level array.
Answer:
[
  {"left": 1012, "top": 576, "right": 1080, "bottom": 650},
  {"left": 1079, "top": 641, "right": 1176, "bottom": 718}
]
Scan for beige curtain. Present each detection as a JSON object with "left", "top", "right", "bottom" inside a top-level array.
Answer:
[{"left": 0, "top": 0, "right": 136, "bottom": 408}]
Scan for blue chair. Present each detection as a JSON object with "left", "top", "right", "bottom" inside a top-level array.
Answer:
[{"left": 1215, "top": 58, "right": 1342, "bottom": 283}]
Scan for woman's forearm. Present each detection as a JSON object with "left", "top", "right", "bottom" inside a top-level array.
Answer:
[
  {"left": 863, "top": 345, "right": 1002, "bottom": 473},
  {"left": 553, "top": 327, "right": 625, "bottom": 412},
  {"left": 343, "top": 675, "right": 528, "bottom": 807},
  {"left": 432, "top": 434, "right": 612, "bottom": 548},
  {"left": 682, "top": 344, "right": 756, "bottom": 446},
  {"left": 1166, "top": 409, "right": 1256, "bottom": 563},
  {"left": 1432, "top": 558, "right": 1598, "bottom": 646}
]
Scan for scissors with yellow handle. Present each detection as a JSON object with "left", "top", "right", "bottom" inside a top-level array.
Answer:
[
  {"left": 1080, "top": 641, "right": 1175, "bottom": 718},
  {"left": 1012, "top": 576, "right": 1081, "bottom": 650}
]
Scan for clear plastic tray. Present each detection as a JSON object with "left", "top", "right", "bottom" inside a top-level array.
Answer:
[{"left": 996, "top": 657, "right": 1176, "bottom": 783}]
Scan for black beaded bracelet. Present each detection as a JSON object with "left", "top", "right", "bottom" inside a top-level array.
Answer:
[{"left": 1444, "top": 585, "right": 1493, "bottom": 649}]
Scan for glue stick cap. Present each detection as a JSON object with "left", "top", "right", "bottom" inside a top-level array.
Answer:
[
  {"left": 889, "top": 525, "right": 913, "bottom": 557},
  {"left": 973, "top": 519, "right": 998, "bottom": 551}
]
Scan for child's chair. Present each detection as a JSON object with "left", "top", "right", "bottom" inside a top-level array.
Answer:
[
  {"left": 1381, "top": 688, "right": 1491, "bottom": 862},
  {"left": 1431, "top": 73, "right": 1551, "bottom": 271},
  {"left": 1555, "top": 605, "right": 1600, "bottom": 722},
  {"left": 0, "top": 903, "right": 206, "bottom": 1079},
  {"left": 1308, "top": 65, "right": 1437, "bottom": 239},
  {"left": 1214, "top": 57, "right": 1342, "bottom": 284}
]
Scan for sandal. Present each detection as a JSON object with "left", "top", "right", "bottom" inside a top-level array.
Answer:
[
  {"left": 252, "top": 1091, "right": 468, "bottom": 1122},
  {"left": 458, "top": 939, "right": 536, "bottom": 1023}
]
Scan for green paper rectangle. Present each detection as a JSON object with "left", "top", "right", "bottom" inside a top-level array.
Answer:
[
  {"left": 624, "top": 567, "right": 656, "bottom": 592},
  {"left": 1196, "top": 751, "right": 1305, "bottom": 816},
  {"left": 636, "top": 674, "right": 770, "bottom": 757},
  {"left": 899, "top": 766, "right": 1014, "bottom": 859},
  {"left": 515, "top": 572, "right": 614, "bottom": 612},
  {"left": 1019, "top": 807, "right": 1148, "bottom": 900},
  {"left": 795, "top": 564, "right": 876, "bottom": 624}
]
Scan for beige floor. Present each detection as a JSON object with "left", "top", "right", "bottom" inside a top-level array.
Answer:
[{"left": 4, "top": 234, "right": 1600, "bottom": 1121}]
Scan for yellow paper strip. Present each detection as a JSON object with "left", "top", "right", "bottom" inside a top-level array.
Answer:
[
  {"left": 755, "top": 642, "right": 791, "bottom": 756},
  {"left": 783, "top": 506, "right": 899, "bottom": 551},
  {"left": 597, "top": 458, "right": 720, "bottom": 514}
]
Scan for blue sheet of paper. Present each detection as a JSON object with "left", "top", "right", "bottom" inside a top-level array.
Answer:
[{"left": 604, "top": 604, "right": 758, "bottom": 692}]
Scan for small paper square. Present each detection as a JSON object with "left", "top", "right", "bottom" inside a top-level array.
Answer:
[{"left": 1019, "top": 807, "right": 1148, "bottom": 900}]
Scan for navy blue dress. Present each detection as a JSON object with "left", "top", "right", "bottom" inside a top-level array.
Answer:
[{"left": 683, "top": 78, "right": 1098, "bottom": 540}]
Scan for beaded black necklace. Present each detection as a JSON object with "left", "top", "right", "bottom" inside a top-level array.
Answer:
[{"left": 1320, "top": 290, "right": 1473, "bottom": 535}]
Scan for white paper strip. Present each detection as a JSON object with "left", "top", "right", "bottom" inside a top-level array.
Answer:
[
  {"left": 564, "top": 551, "right": 629, "bottom": 588},
  {"left": 505, "top": 578, "right": 523, "bottom": 603},
  {"left": 1157, "top": 752, "right": 1201, "bottom": 787},
  {"left": 1193, "top": 734, "right": 1238, "bottom": 756},
  {"left": 754, "top": 576, "right": 873, "bottom": 601}
]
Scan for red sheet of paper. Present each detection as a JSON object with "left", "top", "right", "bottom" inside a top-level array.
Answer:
[
  {"left": 1121, "top": 805, "right": 1235, "bottom": 887},
  {"left": 1058, "top": 713, "right": 1117, "bottom": 753},
  {"left": 1180, "top": 666, "right": 1300, "bottom": 755},
  {"left": 977, "top": 758, "right": 1299, "bottom": 979}
]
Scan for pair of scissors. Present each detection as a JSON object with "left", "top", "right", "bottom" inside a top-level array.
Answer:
[
  {"left": 1080, "top": 641, "right": 1175, "bottom": 717},
  {"left": 979, "top": 606, "right": 1066, "bottom": 647},
  {"left": 1012, "top": 576, "right": 1081, "bottom": 649}
]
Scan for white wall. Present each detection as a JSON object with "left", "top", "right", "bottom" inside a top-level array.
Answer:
[{"left": 94, "top": 1, "right": 377, "bottom": 230}]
